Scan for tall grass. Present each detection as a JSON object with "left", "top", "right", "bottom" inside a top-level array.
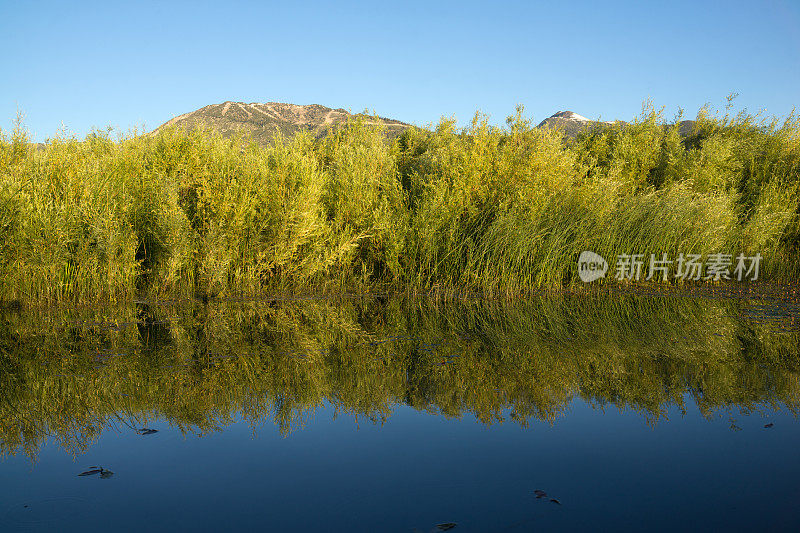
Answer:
[{"left": 1, "top": 102, "right": 798, "bottom": 303}]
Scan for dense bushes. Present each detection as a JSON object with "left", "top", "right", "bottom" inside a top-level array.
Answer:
[{"left": 0, "top": 102, "right": 798, "bottom": 302}]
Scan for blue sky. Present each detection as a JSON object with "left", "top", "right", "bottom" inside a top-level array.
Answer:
[{"left": 2, "top": 0, "right": 799, "bottom": 141}]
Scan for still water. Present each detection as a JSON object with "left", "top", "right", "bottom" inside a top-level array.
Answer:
[{"left": 1, "top": 290, "right": 799, "bottom": 531}]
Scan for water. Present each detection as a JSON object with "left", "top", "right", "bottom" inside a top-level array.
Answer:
[{"left": 1, "top": 291, "right": 799, "bottom": 531}]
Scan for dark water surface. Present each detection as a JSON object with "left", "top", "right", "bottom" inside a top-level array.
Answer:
[{"left": 1, "top": 291, "right": 799, "bottom": 532}]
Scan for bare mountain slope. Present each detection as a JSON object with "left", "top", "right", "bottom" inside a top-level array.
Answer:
[{"left": 154, "top": 101, "right": 410, "bottom": 145}]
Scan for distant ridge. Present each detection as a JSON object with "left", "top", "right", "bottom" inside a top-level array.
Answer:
[
  {"left": 151, "top": 104, "right": 702, "bottom": 146},
  {"left": 154, "top": 101, "right": 410, "bottom": 145}
]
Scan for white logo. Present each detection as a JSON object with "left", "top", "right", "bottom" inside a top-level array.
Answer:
[{"left": 578, "top": 251, "right": 608, "bottom": 282}]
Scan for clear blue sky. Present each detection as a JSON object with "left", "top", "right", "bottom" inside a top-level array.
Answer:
[{"left": 2, "top": 0, "right": 799, "bottom": 141}]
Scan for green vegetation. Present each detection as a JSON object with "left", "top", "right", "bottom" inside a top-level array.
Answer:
[
  {"left": 1, "top": 102, "right": 799, "bottom": 303},
  {"left": 1, "top": 293, "right": 798, "bottom": 459}
]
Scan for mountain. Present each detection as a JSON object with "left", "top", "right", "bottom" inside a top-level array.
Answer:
[
  {"left": 154, "top": 101, "right": 410, "bottom": 145},
  {"left": 153, "top": 104, "right": 699, "bottom": 146},
  {"left": 537, "top": 111, "right": 706, "bottom": 140},
  {"left": 536, "top": 111, "right": 624, "bottom": 138}
]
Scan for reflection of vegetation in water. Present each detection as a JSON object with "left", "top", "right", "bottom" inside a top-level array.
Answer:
[{"left": 0, "top": 294, "right": 798, "bottom": 459}]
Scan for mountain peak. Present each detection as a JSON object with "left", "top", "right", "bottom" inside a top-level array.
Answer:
[
  {"left": 549, "top": 111, "right": 592, "bottom": 122},
  {"left": 537, "top": 110, "right": 623, "bottom": 137}
]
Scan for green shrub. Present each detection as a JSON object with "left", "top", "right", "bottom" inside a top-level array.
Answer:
[{"left": 1, "top": 100, "right": 798, "bottom": 303}]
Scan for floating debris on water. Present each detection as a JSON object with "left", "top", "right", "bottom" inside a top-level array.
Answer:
[
  {"left": 78, "top": 466, "right": 113, "bottom": 478},
  {"left": 136, "top": 428, "right": 158, "bottom": 435},
  {"left": 534, "top": 489, "right": 562, "bottom": 505}
]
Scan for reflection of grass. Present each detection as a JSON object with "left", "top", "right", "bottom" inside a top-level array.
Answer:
[
  {"left": 1, "top": 102, "right": 799, "bottom": 303},
  {"left": 0, "top": 294, "right": 798, "bottom": 459}
]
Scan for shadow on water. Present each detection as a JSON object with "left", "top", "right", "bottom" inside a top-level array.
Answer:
[{"left": 0, "top": 289, "right": 799, "bottom": 460}]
